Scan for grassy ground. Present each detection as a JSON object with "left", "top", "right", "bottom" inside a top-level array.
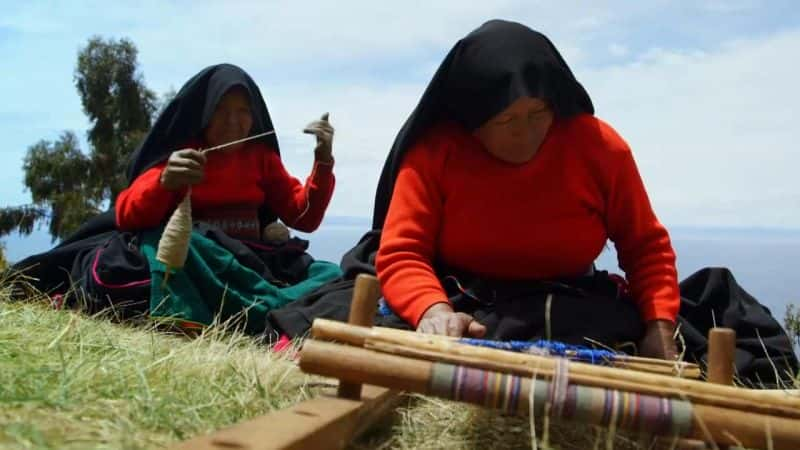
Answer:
[
  {"left": 0, "top": 281, "right": 323, "bottom": 449},
  {"left": 0, "top": 277, "right": 752, "bottom": 450}
]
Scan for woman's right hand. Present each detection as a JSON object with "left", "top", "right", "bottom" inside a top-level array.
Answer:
[
  {"left": 417, "top": 303, "right": 487, "bottom": 338},
  {"left": 160, "top": 149, "right": 207, "bottom": 190}
]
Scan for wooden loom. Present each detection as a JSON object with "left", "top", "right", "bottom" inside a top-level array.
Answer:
[{"left": 174, "top": 275, "right": 800, "bottom": 450}]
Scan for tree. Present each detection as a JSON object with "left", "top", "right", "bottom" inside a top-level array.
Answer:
[{"left": 0, "top": 37, "right": 157, "bottom": 242}]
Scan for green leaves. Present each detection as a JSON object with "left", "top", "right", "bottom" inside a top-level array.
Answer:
[
  {"left": 76, "top": 37, "right": 157, "bottom": 204},
  {"left": 1, "top": 36, "right": 159, "bottom": 242}
]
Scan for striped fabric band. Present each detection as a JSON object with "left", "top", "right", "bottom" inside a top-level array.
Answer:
[{"left": 428, "top": 362, "right": 693, "bottom": 436}]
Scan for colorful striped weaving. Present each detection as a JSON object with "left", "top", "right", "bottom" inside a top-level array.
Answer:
[{"left": 428, "top": 362, "right": 694, "bottom": 436}]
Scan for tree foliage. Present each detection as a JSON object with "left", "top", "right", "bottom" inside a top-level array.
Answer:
[{"left": 0, "top": 37, "right": 157, "bottom": 243}]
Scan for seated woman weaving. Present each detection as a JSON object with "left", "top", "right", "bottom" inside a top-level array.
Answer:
[{"left": 373, "top": 20, "right": 679, "bottom": 360}]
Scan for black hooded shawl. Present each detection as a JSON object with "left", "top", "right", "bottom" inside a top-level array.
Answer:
[
  {"left": 371, "top": 19, "right": 594, "bottom": 229},
  {"left": 127, "top": 63, "right": 280, "bottom": 181},
  {"left": 128, "top": 63, "right": 282, "bottom": 227}
]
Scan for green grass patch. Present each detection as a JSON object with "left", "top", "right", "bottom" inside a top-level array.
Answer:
[{"left": 0, "top": 280, "right": 322, "bottom": 449}]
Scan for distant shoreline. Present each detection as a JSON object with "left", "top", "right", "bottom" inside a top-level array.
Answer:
[{"left": 4, "top": 216, "right": 800, "bottom": 263}]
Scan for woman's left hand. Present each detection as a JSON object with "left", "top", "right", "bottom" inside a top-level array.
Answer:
[
  {"left": 303, "top": 112, "right": 334, "bottom": 164},
  {"left": 638, "top": 319, "right": 679, "bottom": 360}
]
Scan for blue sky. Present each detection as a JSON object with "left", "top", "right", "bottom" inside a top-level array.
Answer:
[{"left": 1, "top": 0, "right": 799, "bottom": 260}]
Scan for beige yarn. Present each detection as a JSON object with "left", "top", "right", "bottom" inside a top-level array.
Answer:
[
  {"left": 263, "top": 221, "right": 290, "bottom": 243},
  {"left": 156, "top": 190, "right": 192, "bottom": 272}
]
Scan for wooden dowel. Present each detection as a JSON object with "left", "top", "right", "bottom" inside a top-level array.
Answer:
[
  {"left": 611, "top": 360, "right": 700, "bottom": 378},
  {"left": 336, "top": 274, "right": 381, "bottom": 400},
  {"left": 615, "top": 354, "right": 700, "bottom": 372},
  {"left": 300, "top": 340, "right": 800, "bottom": 450},
  {"left": 707, "top": 328, "right": 736, "bottom": 385},
  {"left": 312, "top": 319, "right": 800, "bottom": 419}
]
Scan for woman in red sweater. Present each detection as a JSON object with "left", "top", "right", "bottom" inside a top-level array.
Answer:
[
  {"left": 374, "top": 20, "right": 679, "bottom": 359},
  {"left": 118, "top": 63, "right": 335, "bottom": 240}
]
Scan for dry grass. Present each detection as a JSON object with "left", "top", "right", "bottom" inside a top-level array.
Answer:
[{"left": 0, "top": 275, "right": 323, "bottom": 449}]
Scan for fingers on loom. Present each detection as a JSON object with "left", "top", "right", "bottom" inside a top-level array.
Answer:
[
  {"left": 468, "top": 320, "right": 487, "bottom": 338},
  {"left": 446, "top": 316, "right": 464, "bottom": 337}
]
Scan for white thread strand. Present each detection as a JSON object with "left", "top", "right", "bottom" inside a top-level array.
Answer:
[
  {"left": 544, "top": 293, "right": 553, "bottom": 341},
  {"left": 201, "top": 130, "right": 275, "bottom": 154},
  {"left": 530, "top": 364, "right": 538, "bottom": 450},
  {"left": 551, "top": 358, "right": 570, "bottom": 417}
]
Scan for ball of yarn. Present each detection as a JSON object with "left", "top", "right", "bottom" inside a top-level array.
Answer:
[
  {"left": 156, "top": 193, "right": 192, "bottom": 270},
  {"left": 263, "top": 221, "right": 290, "bottom": 243}
]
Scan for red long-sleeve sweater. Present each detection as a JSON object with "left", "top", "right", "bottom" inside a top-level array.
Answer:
[
  {"left": 116, "top": 142, "right": 335, "bottom": 236},
  {"left": 376, "top": 114, "right": 679, "bottom": 327}
]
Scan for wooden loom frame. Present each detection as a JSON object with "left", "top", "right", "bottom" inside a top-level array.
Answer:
[{"left": 174, "top": 274, "right": 798, "bottom": 450}]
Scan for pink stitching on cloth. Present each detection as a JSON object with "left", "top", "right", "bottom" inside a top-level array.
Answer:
[{"left": 91, "top": 247, "right": 150, "bottom": 289}]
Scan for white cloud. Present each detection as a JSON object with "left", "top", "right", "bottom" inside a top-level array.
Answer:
[
  {"left": 608, "top": 43, "right": 629, "bottom": 57},
  {"left": 582, "top": 28, "right": 800, "bottom": 227},
  {"left": 699, "top": 0, "right": 759, "bottom": 13}
]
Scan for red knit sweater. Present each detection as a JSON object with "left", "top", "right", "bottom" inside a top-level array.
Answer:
[
  {"left": 116, "top": 142, "right": 335, "bottom": 236},
  {"left": 376, "top": 114, "right": 679, "bottom": 327}
]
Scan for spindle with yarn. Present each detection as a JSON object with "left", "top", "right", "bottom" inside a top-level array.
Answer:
[{"left": 155, "top": 130, "right": 275, "bottom": 284}]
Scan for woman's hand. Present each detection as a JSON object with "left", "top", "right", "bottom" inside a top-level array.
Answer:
[
  {"left": 638, "top": 319, "right": 679, "bottom": 360},
  {"left": 160, "top": 148, "right": 207, "bottom": 190},
  {"left": 417, "top": 303, "right": 487, "bottom": 338},
  {"left": 303, "top": 113, "right": 334, "bottom": 164}
]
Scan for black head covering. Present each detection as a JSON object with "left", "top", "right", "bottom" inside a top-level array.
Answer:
[
  {"left": 371, "top": 20, "right": 594, "bottom": 229},
  {"left": 126, "top": 63, "right": 280, "bottom": 182}
]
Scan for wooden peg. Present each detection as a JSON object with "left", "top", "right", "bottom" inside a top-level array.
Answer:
[
  {"left": 337, "top": 273, "right": 381, "bottom": 400},
  {"left": 707, "top": 327, "right": 736, "bottom": 385}
]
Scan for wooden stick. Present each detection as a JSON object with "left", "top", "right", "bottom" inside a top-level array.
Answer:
[
  {"left": 311, "top": 319, "right": 800, "bottom": 419},
  {"left": 609, "top": 354, "right": 700, "bottom": 371},
  {"left": 707, "top": 328, "right": 736, "bottom": 385},
  {"left": 337, "top": 274, "right": 381, "bottom": 400},
  {"left": 201, "top": 130, "right": 276, "bottom": 153},
  {"left": 171, "top": 385, "right": 402, "bottom": 450},
  {"left": 299, "top": 340, "right": 800, "bottom": 450},
  {"left": 607, "top": 359, "right": 700, "bottom": 378},
  {"left": 706, "top": 328, "right": 738, "bottom": 450}
]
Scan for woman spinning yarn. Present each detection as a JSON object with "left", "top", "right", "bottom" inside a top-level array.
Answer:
[
  {"left": 118, "top": 63, "right": 335, "bottom": 241},
  {"left": 12, "top": 63, "right": 342, "bottom": 334},
  {"left": 373, "top": 20, "right": 679, "bottom": 359}
]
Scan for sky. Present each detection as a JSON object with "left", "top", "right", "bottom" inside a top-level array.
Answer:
[{"left": 1, "top": 0, "right": 799, "bottom": 260}]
